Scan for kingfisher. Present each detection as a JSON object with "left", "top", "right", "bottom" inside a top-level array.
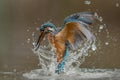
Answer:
[{"left": 35, "top": 12, "right": 96, "bottom": 74}]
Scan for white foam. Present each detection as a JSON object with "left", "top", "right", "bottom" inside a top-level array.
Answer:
[{"left": 23, "top": 69, "right": 120, "bottom": 80}]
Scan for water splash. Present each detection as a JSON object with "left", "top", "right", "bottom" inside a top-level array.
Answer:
[
  {"left": 84, "top": 0, "right": 91, "bottom": 5},
  {"left": 29, "top": 21, "right": 98, "bottom": 75},
  {"left": 23, "top": 12, "right": 111, "bottom": 79},
  {"left": 116, "top": 3, "right": 119, "bottom": 7},
  {"left": 23, "top": 68, "right": 120, "bottom": 80},
  {"left": 27, "top": 27, "right": 97, "bottom": 75}
]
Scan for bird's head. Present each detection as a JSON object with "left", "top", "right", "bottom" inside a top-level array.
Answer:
[
  {"left": 35, "top": 22, "right": 56, "bottom": 49},
  {"left": 39, "top": 22, "right": 57, "bottom": 32}
]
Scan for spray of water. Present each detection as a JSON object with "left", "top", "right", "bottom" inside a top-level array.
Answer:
[
  {"left": 27, "top": 13, "right": 105, "bottom": 76},
  {"left": 23, "top": 12, "right": 111, "bottom": 79},
  {"left": 31, "top": 36, "right": 96, "bottom": 75}
]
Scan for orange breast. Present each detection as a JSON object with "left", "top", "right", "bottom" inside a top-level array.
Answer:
[
  {"left": 47, "top": 33, "right": 65, "bottom": 62},
  {"left": 47, "top": 33, "right": 55, "bottom": 46}
]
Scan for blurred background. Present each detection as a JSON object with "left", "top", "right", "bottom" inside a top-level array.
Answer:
[{"left": 0, "top": 0, "right": 120, "bottom": 72}]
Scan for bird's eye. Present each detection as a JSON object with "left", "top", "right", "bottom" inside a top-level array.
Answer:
[
  {"left": 48, "top": 30, "right": 52, "bottom": 32},
  {"left": 44, "top": 30, "right": 52, "bottom": 34},
  {"left": 46, "top": 30, "right": 52, "bottom": 33},
  {"left": 48, "top": 27, "right": 54, "bottom": 31}
]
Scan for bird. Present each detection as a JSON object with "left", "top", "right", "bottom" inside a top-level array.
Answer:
[{"left": 35, "top": 12, "right": 96, "bottom": 74}]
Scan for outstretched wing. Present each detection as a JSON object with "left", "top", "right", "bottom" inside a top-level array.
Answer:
[
  {"left": 56, "top": 12, "right": 96, "bottom": 50},
  {"left": 64, "top": 12, "right": 96, "bottom": 25}
]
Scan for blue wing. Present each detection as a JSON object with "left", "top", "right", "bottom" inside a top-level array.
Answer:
[
  {"left": 55, "top": 12, "right": 96, "bottom": 74},
  {"left": 56, "top": 12, "right": 96, "bottom": 50},
  {"left": 64, "top": 12, "right": 96, "bottom": 25}
]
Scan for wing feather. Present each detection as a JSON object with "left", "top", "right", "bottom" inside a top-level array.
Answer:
[
  {"left": 54, "top": 12, "right": 96, "bottom": 62},
  {"left": 56, "top": 22, "right": 95, "bottom": 50}
]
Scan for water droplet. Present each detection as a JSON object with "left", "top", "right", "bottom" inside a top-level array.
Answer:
[
  {"left": 94, "top": 12, "right": 98, "bottom": 18},
  {"left": 98, "top": 25, "right": 104, "bottom": 32},
  {"left": 32, "top": 32, "right": 35, "bottom": 37},
  {"left": 13, "top": 69, "right": 16, "bottom": 72},
  {"left": 116, "top": 3, "right": 119, "bottom": 7},
  {"left": 98, "top": 16, "right": 103, "bottom": 22},
  {"left": 99, "top": 25, "right": 104, "bottom": 30},
  {"left": 36, "top": 27, "right": 40, "bottom": 31},
  {"left": 92, "top": 44, "right": 97, "bottom": 51},
  {"left": 105, "top": 42, "right": 109, "bottom": 45},
  {"left": 27, "top": 29, "right": 30, "bottom": 32},
  {"left": 27, "top": 38, "right": 30, "bottom": 43},
  {"left": 32, "top": 42, "right": 36, "bottom": 46},
  {"left": 84, "top": 0, "right": 91, "bottom": 5}
]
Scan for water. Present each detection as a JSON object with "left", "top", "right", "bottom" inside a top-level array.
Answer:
[
  {"left": 22, "top": 12, "right": 116, "bottom": 80},
  {"left": 29, "top": 23, "right": 97, "bottom": 76},
  {"left": 23, "top": 69, "right": 120, "bottom": 80},
  {"left": 30, "top": 40, "right": 96, "bottom": 75},
  {"left": 0, "top": 0, "right": 120, "bottom": 80},
  {"left": 0, "top": 69, "right": 120, "bottom": 80},
  {"left": 84, "top": 0, "right": 91, "bottom": 5}
]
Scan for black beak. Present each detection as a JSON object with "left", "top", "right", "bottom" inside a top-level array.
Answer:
[{"left": 35, "top": 31, "right": 45, "bottom": 51}]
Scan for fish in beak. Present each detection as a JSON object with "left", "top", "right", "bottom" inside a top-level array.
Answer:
[{"left": 35, "top": 30, "right": 46, "bottom": 51}]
